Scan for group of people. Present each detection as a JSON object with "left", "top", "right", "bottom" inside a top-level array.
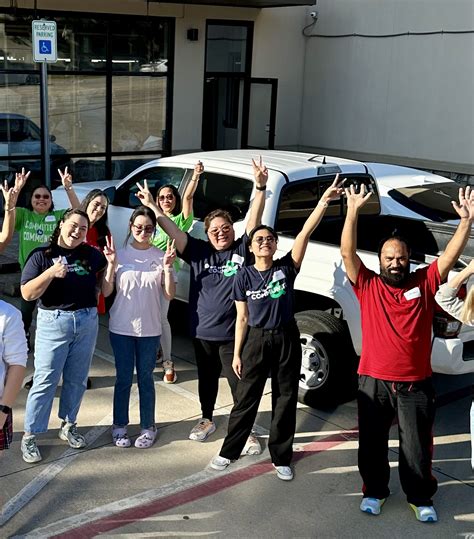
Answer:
[{"left": 0, "top": 159, "right": 473, "bottom": 525}]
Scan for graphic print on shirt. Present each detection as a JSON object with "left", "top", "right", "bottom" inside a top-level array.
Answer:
[
  {"left": 247, "top": 269, "right": 287, "bottom": 300},
  {"left": 204, "top": 253, "right": 244, "bottom": 277},
  {"left": 52, "top": 256, "right": 90, "bottom": 276}
]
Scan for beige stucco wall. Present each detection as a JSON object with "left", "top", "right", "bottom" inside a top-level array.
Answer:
[{"left": 299, "top": 0, "right": 474, "bottom": 174}]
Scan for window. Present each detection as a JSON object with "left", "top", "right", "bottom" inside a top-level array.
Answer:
[
  {"left": 192, "top": 172, "right": 253, "bottom": 222},
  {"left": 114, "top": 166, "right": 186, "bottom": 208},
  {"left": 276, "top": 175, "right": 380, "bottom": 238}
]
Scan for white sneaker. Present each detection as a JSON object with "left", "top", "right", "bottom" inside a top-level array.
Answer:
[
  {"left": 409, "top": 504, "right": 438, "bottom": 522},
  {"left": 360, "top": 497, "right": 386, "bottom": 515},
  {"left": 273, "top": 464, "right": 293, "bottom": 481},
  {"left": 21, "top": 434, "right": 42, "bottom": 463},
  {"left": 189, "top": 419, "right": 216, "bottom": 441},
  {"left": 210, "top": 455, "right": 231, "bottom": 471},
  {"left": 241, "top": 433, "right": 262, "bottom": 455}
]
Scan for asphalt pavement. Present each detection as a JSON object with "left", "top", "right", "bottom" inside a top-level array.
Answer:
[{"left": 0, "top": 233, "right": 473, "bottom": 538}]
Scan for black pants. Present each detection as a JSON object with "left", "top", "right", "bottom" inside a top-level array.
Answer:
[
  {"left": 21, "top": 297, "right": 37, "bottom": 335},
  {"left": 193, "top": 338, "right": 238, "bottom": 421},
  {"left": 358, "top": 375, "right": 437, "bottom": 506},
  {"left": 220, "top": 323, "right": 302, "bottom": 466}
]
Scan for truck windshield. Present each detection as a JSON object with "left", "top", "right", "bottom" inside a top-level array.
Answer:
[{"left": 387, "top": 182, "right": 460, "bottom": 222}]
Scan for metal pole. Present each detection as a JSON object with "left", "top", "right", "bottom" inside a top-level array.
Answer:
[{"left": 40, "top": 61, "right": 51, "bottom": 188}]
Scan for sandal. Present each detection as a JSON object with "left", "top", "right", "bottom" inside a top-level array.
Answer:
[
  {"left": 134, "top": 427, "right": 157, "bottom": 449},
  {"left": 112, "top": 426, "right": 131, "bottom": 448}
]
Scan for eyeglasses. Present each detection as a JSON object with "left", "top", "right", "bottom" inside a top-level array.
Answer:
[
  {"left": 253, "top": 236, "right": 276, "bottom": 245},
  {"left": 33, "top": 194, "right": 50, "bottom": 200},
  {"left": 208, "top": 224, "right": 232, "bottom": 236},
  {"left": 158, "top": 194, "right": 174, "bottom": 201},
  {"left": 132, "top": 224, "right": 154, "bottom": 234}
]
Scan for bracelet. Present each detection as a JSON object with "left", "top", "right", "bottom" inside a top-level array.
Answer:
[
  {"left": 318, "top": 200, "right": 329, "bottom": 208},
  {"left": 164, "top": 267, "right": 173, "bottom": 273},
  {"left": 65, "top": 187, "right": 73, "bottom": 191},
  {"left": 190, "top": 178, "right": 199, "bottom": 182},
  {"left": 4, "top": 207, "right": 14, "bottom": 212},
  {"left": 255, "top": 185, "right": 267, "bottom": 191}
]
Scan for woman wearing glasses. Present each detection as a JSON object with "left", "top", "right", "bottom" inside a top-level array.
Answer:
[
  {"left": 151, "top": 161, "right": 204, "bottom": 384},
  {"left": 210, "top": 177, "right": 343, "bottom": 481},
  {"left": 102, "top": 207, "right": 176, "bottom": 449},
  {"left": 136, "top": 157, "right": 267, "bottom": 448},
  {"left": 13, "top": 168, "right": 80, "bottom": 349}
]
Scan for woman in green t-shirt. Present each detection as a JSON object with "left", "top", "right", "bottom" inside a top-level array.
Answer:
[
  {"left": 14, "top": 168, "right": 80, "bottom": 349},
  {"left": 151, "top": 161, "right": 203, "bottom": 384}
]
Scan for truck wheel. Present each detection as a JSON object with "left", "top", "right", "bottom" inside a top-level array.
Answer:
[{"left": 296, "top": 310, "right": 357, "bottom": 408}]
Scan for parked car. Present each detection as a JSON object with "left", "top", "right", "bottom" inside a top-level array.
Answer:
[
  {"left": 0, "top": 113, "right": 70, "bottom": 198},
  {"left": 53, "top": 150, "right": 474, "bottom": 407}
]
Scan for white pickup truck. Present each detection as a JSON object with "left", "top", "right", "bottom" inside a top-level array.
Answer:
[{"left": 53, "top": 150, "right": 474, "bottom": 407}]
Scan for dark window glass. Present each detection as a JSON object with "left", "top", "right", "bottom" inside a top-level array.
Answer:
[
  {"left": 111, "top": 19, "right": 170, "bottom": 73},
  {"left": 206, "top": 24, "right": 247, "bottom": 73},
  {"left": 115, "top": 166, "right": 185, "bottom": 208},
  {"left": 192, "top": 172, "right": 253, "bottom": 222},
  {"left": 0, "top": 14, "right": 37, "bottom": 70}
]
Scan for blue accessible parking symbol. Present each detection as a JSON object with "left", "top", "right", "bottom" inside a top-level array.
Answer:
[{"left": 39, "top": 40, "right": 52, "bottom": 54}]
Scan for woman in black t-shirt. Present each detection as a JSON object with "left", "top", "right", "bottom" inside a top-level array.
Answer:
[
  {"left": 19, "top": 209, "right": 106, "bottom": 464},
  {"left": 210, "top": 176, "right": 344, "bottom": 481}
]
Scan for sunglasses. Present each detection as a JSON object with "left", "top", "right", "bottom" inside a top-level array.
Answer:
[
  {"left": 33, "top": 194, "right": 51, "bottom": 200},
  {"left": 158, "top": 194, "right": 175, "bottom": 201},
  {"left": 253, "top": 236, "right": 276, "bottom": 245},
  {"left": 208, "top": 224, "right": 232, "bottom": 237},
  {"left": 132, "top": 224, "right": 154, "bottom": 234}
]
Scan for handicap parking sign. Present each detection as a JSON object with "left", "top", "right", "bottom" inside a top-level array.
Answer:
[
  {"left": 32, "top": 20, "right": 57, "bottom": 63},
  {"left": 39, "top": 40, "right": 52, "bottom": 55}
]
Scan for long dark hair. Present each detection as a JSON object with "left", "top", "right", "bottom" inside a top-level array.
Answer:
[
  {"left": 124, "top": 206, "right": 157, "bottom": 246},
  {"left": 80, "top": 189, "right": 110, "bottom": 249},
  {"left": 27, "top": 184, "right": 54, "bottom": 211},
  {"left": 156, "top": 184, "right": 182, "bottom": 216},
  {"left": 45, "top": 209, "right": 90, "bottom": 259}
]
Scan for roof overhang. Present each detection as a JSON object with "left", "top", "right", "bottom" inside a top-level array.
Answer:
[{"left": 149, "top": 1, "right": 314, "bottom": 7}]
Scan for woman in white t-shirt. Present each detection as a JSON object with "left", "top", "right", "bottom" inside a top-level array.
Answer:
[{"left": 102, "top": 206, "right": 176, "bottom": 449}]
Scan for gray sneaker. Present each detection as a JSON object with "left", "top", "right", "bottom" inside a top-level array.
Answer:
[
  {"left": 189, "top": 419, "right": 216, "bottom": 441},
  {"left": 21, "top": 434, "right": 42, "bottom": 463},
  {"left": 241, "top": 433, "right": 262, "bottom": 455},
  {"left": 58, "top": 421, "right": 86, "bottom": 449}
]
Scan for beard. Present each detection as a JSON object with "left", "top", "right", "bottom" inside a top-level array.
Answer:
[{"left": 379, "top": 266, "right": 410, "bottom": 288}]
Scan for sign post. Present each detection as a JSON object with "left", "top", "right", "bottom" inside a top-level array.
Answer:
[{"left": 32, "top": 20, "right": 57, "bottom": 188}]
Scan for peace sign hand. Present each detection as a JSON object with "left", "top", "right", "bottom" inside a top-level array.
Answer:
[
  {"left": 163, "top": 239, "right": 176, "bottom": 268},
  {"left": 319, "top": 174, "right": 344, "bottom": 205},
  {"left": 0, "top": 180, "right": 18, "bottom": 210},
  {"left": 251, "top": 156, "right": 268, "bottom": 188},
  {"left": 193, "top": 161, "right": 204, "bottom": 179},
  {"left": 58, "top": 167, "right": 73, "bottom": 189},
  {"left": 14, "top": 167, "right": 31, "bottom": 192},
  {"left": 135, "top": 180, "right": 154, "bottom": 207},
  {"left": 103, "top": 235, "right": 117, "bottom": 266}
]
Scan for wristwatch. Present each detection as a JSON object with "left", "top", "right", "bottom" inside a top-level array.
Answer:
[
  {"left": 255, "top": 185, "right": 267, "bottom": 191},
  {"left": 0, "top": 404, "right": 12, "bottom": 414}
]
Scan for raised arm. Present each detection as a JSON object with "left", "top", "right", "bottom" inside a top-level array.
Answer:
[
  {"left": 232, "top": 300, "right": 249, "bottom": 380},
  {"left": 437, "top": 186, "right": 474, "bottom": 280},
  {"left": 340, "top": 184, "right": 372, "bottom": 283},
  {"left": 58, "top": 167, "right": 80, "bottom": 209},
  {"left": 13, "top": 168, "right": 31, "bottom": 194},
  {"left": 162, "top": 239, "right": 177, "bottom": 301},
  {"left": 291, "top": 175, "right": 344, "bottom": 269},
  {"left": 181, "top": 161, "right": 204, "bottom": 219},
  {"left": 0, "top": 181, "right": 19, "bottom": 253},
  {"left": 245, "top": 157, "right": 268, "bottom": 234},
  {"left": 136, "top": 180, "right": 188, "bottom": 254}
]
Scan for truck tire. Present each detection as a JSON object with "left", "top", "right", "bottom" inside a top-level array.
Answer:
[{"left": 296, "top": 310, "right": 357, "bottom": 409}]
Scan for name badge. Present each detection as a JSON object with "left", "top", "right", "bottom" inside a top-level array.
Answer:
[
  {"left": 272, "top": 269, "right": 286, "bottom": 282},
  {"left": 404, "top": 287, "right": 421, "bottom": 301},
  {"left": 44, "top": 215, "right": 56, "bottom": 223},
  {"left": 231, "top": 254, "right": 244, "bottom": 265}
]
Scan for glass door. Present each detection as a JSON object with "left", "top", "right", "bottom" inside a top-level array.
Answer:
[{"left": 242, "top": 78, "right": 278, "bottom": 150}]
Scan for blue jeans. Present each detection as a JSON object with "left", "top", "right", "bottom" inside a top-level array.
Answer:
[
  {"left": 24, "top": 308, "right": 98, "bottom": 434},
  {"left": 471, "top": 399, "right": 474, "bottom": 470},
  {"left": 110, "top": 332, "right": 160, "bottom": 429}
]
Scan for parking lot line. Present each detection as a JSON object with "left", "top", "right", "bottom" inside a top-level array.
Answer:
[{"left": 17, "top": 430, "right": 356, "bottom": 538}]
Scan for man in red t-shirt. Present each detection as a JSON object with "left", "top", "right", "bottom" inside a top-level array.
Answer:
[{"left": 341, "top": 182, "right": 474, "bottom": 523}]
